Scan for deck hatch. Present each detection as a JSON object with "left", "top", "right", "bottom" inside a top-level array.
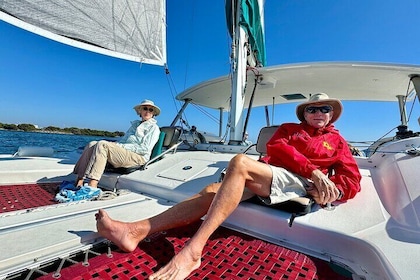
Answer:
[{"left": 157, "top": 159, "right": 214, "bottom": 181}]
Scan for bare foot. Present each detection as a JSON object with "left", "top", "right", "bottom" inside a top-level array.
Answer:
[
  {"left": 149, "top": 245, "right": 201, "bottom": 280},
  {"left": 95, "top": 209, "right": 147, "bottom": 252}
]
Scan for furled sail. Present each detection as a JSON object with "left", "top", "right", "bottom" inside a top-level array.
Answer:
[
  {"left": 225, "top": 0, "right": 266, "bottom": 143},
  {"left": 226, "top": 0, "right": 266, "bottom": 67},
  {"left": 0, "top": 0, "right": 166, "bottom": 66}
]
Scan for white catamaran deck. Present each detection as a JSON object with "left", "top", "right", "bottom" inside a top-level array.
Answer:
[{"left": 1, "top": 138, "right": 420, "bottom": 279}]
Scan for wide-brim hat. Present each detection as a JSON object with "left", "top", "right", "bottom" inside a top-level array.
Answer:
[
  {"left": 133, "top": 99, "right": 161, "bottom": 116},
  {"left": 296, "top": 93, "right": 342, "bottom": 123}
]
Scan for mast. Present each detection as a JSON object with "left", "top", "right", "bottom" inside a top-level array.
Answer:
[
  {"left": 226, "top": 0, "right": 266, "bottom": 144},
  {"left": 229, "top": 5, "right": 248, "bottom": 144}
]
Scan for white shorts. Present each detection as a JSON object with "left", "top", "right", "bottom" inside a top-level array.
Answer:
[{"left": 259, "top": 165, "right": 311, "bottom": 205}]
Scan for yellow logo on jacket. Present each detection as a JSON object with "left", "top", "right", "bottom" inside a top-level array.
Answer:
[{"left": 323, "top": 141, "right": 333, "bottom": 150}]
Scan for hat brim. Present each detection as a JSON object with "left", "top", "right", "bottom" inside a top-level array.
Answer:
[
  {"left": 134, "top": 104, "right": 161, "bottom": 116},
  {"left": 296, "top": 99, "right": 342, "bottom": 123}
]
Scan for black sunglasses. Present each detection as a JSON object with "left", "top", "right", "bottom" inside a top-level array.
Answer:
[
  {"left": 142, "top": 106, "right": 154, "bottom": 113},
  {"left": 305, "top": 106, "right": 333, "bottom": 114}
]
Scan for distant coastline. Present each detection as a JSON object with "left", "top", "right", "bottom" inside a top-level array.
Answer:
[{"left": 0, "top": 122, "right": 124, "bottom": 138}]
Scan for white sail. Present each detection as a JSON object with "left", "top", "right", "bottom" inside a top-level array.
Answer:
[{"left": 0, "top": 0, "right": 166, "bottom": 66}]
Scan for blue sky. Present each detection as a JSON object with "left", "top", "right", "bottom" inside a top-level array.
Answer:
[{"left": 1, "top": 0, "right": 420, "bottom": 143}]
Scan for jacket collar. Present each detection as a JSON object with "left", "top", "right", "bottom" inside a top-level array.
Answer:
[{"left": 301, "top": 122, "right": 336, "bottom": 135}]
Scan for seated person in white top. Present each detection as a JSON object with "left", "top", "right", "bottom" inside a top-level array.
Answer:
[{"left": 73, "top": 99, "right": 161, "bottom": 188}]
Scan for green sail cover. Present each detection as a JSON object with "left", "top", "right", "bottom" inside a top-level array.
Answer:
[{"left": 226, "top": 0, "right": 266, "bottom": 66}]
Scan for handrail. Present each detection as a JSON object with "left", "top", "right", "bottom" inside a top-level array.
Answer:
[{"left": 141, "top": 140, "right": 183, "bottom": 170}]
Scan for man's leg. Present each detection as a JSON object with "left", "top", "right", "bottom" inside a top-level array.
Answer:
[
  {"left": 96, "top": 182, "right": 222, "bottom": 252},
  {"left": 149, "top": 154, "right": 272, "bottom": 280}
]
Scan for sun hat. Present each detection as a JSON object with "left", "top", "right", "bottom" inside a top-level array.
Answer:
[
  {"left": 133, "top": 99, "right": 161, "bottom": 116},
  {"left": 296, "top": 93, "right": 342, "bottom": 123}
]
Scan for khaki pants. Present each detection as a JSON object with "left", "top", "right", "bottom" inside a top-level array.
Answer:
[{"left": 73, "top": 140, "right": 146, "bottom": 181}]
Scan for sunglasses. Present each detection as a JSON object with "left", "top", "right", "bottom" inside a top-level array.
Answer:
[
  {"left": 305, "top": 106, "right": 333, "bottom": 114},
  {"left": 141, "top": 106, "right": 154, "bottom": 113}
]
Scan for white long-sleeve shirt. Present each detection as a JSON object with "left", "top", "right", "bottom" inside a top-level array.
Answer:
[{"left": 117, "top": 118, "right": 160, "bottom": 161}]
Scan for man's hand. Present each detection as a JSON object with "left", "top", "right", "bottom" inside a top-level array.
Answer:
[{"left": 309, "top": 169, "right": 341, "bottom": 205}]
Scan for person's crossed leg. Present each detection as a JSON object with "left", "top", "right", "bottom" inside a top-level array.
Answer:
[{"left": 96, "top": 154, "right": 272, "bottom": 279}]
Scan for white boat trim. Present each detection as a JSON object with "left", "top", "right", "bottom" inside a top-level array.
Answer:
[{"left": 177, "top": 62, "right": 420, "bottom": 110}]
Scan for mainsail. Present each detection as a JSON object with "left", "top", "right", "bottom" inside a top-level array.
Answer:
[{"left": 0, "top": 0, "right": 166, "bottom": 66}]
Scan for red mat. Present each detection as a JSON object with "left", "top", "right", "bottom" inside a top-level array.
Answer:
[
  {"left": 1, "top": 184, "right": 351, "bottom": 279},
  {"left": 0, "top": 183, "right": 58, "bottom": 213},
  {"left": 35, "top": 222, "right": 351, "bottom": 280}
]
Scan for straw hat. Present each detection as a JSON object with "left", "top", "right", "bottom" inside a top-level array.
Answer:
[
  {"left": 133, "top": 99, "right": 161, "bottom": 116},
  {"left": 296, "top": 93, "right": 342, "bottom": 123}
]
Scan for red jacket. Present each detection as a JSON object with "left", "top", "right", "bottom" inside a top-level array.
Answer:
[{"left": 260, "top": 123, "right": 361, "bottom": 201}]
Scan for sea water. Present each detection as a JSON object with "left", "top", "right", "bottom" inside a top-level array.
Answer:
[{"left": 0, "top": 130, "right": 116, "bottom": 157}]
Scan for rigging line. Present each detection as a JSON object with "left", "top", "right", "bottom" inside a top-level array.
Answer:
[
  {"left": 242, "top": 73, "right": 260, "bottom": 139},
  {"left": 190, "top": 103, "right": 220, "bottom": 124},
  {"left": 182, "top": 0, "right": 196, "bottom": 91},
  {"left": 226, "top": 15, "right": 234, "bottom": 77},
  {"left": 229, "top": 0, "right": 236, "bottom": 76},
  {"left": 164, "top": 65, "right": 181, "bottom": 111},
  {"left": 403, "top": 77, "right": 418, "bottom": 124},
  {"left": 377, "top": 125, "right": 398, "bottom": 140},
  {"left": 407, "top": 94, "right": 417, "bottom": 123},
  {"left": 171, "top": 2, "right": 203, "bottom": 130},
  {"left": 347, "top": 141, "right": 375, "bottom": 145},
  {"left": 221, "top": 119, "right": 230, "bottom": 142},
  {"left": 402, "top": 78, "right": 413, "bottom": 123},
  {"left": 369, "top": 149, "right": 420, "bottom": 155},
  {"left": 221, "top": 98, "right": 233, "bottom": 142}
]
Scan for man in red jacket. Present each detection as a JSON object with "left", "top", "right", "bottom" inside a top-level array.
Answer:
[{"left": 96, "top": 93, "right": 361, "bottom": 280}]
